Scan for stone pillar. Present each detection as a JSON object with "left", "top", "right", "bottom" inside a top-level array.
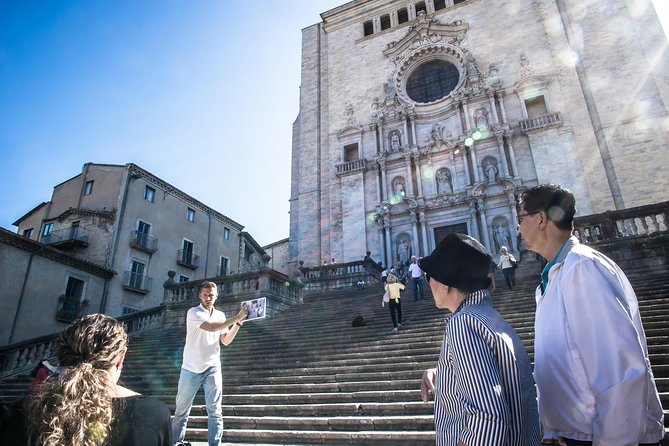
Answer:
[
  {"left": 380, "top": 159, "right": 388, "bottom": 201},
  {"left": 462, "top": 100, "right": 473, "bottom": 131},
  {"left": 384, "top": 216, "right": 392, "bottom": 269},
  {"left": 461, "top": 149, "right": 472, "bottom": 186},
  {"left": 508, "top": 193, "right": 519, "bottom": 252},
  {"left": 403, "top": 116, "right": 410, "bottom": 146},
  {"left": 470, "top": 147, "right": 480, "bottom": 183},
  {"left": 468, "top": 201, "right": 480, "bottom": 240},
  {"left": 505, "top": 131, "right": 519, "bottom": 178},
  {"left": 415, "top": 156, "right": 424, "bottom": 197},
  {"left": 404, "top": 153, "right": 415, "bottom": 197},
  {"left": 477, "top": 198, "right": 492, "bottom": 253},
  {"left": 450, "top": 155, "right": 459, "bottom": 192},
  {"left": 409, "top": 115, "right": 418, "bottom": 146},
  {"left": 497, "top": 91, "right": 508, "bottom": 125},
  {"left": 410, "top": 211, "right": 420, "bottom": 258},
  {"left": 378, "top": 121, "right": 385, "bottom": 151},
  {"left": 419, "top": 211, "right": 429, "bottom": 256},
  {"left": 376, "top": 165, "right": 382, "bottom": 203},
  {"left": 488, "top": 92, "right": 499, "bottom": 124},
  {"left": 496, "top": 133, "right": 510, "bottom": 177}
]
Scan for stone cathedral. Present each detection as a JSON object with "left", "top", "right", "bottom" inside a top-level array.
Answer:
[{"left": 287, "top": 0, "right": 669, "bottom": 271}]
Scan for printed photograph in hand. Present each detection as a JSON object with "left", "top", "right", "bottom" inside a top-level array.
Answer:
[{"left": 241, "top": 297, "right": 266, "bottom": 321}]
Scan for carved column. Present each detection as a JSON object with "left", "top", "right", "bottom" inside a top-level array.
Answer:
[
  {"left": 410, "top": 211, "right": 420, "bottom": 258},
  {"left": 505, "top": 131, "right": 519, "bottom": 178},
  {"left": 419, "top": 211, "right": 429, "bottom": 256},
  {"left": 409, "top": 114, "right": 418, "bottom": 146},
  {"left": 496, "top": 91, "right": 508, "bottom": 125},
  {"left": 488, "top": 92, "right": 499, "bottom": 124},
  {"left": 508, "top": 193, "right": 519, "bottom": 252},
  {"left": 461, "top": 148, "right": 472, "bottom": 186},
  {"left": 380, "top": 159, "right": 388, "bottom": 202},
  {"left": 468, "top": 201, "right": 480, "bottom": 240},
  {"left": 450, "top": 153, "right": 459, "bottom": 192},
  {"left": 469, "top": 147, "right": 480, "bottom": 183},
  {"left": 462, "top": 100, "right": 473, "bottom": 131},
  {"left": 403, "top": 116, "right": 410, "bottom": 146},
  {"left": 415, "top": 156, "right": 424, "bottom": 197},
  {"left": 370, "top": 123, "right": 380, "bottom": 154},
  {"left": 404, "top": 152, "right": 415, "bottom": 197},
  {"left": 496, "top": 133, "right": 510, "bottom": 177},
  {"left": 378, "top": 121, "right": 385, "bottom": 152},
  {"left": 477, "top": 198, "right": 492, "bottom": 252},
  {"left": 375, "top": 165, "right": 382, "bottom": 203},
  {"left": 384, "top": 216, "right": 392, "bottom": 269}
]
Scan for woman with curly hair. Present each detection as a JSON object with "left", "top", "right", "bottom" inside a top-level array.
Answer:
[{"left": 23, "top": 313, "right": 172, "bottom": 446}]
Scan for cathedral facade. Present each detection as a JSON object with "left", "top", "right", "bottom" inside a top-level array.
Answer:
[{"left": 289, "top": 0, "right": 669, "bottom": 270}]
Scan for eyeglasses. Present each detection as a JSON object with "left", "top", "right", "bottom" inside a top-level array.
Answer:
[{"left": 517, "top": 211, "right": 540, "bottom": 225}]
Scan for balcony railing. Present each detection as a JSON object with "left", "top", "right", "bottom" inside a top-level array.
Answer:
[
  {"left": 335, "top": 158, "right": 367, "bottom": 176},
  {"left": 177, "top": 249, "right": 200, "bottom": 270},
  {"left": 519, "top": 111, "right": 562, "bottom": 133},
  {"left": 129, "top": 230, "right": 158, "bottom": 253},
  {"left": 42, "top": 227, "right": 89, "bottom": 249},
  {"left": 122, "top": 271, "right": 153, "bottom": 294},
  {"left": 55, "top": 296, "right": 89, "bottom": 323}
]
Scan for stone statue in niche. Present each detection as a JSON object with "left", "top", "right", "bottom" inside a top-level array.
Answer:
[
  {"left": 345, "top": 103, "right": 356, "bottom": 125},
  {"left": 436, "top": 169, "right": 453, "bottom": 194},
  {"left": 493, "top": 223, "right": 510, "bottom": 251},
  {"left": 486, "top": 64, "right": 502, "bottom": 88},
  {"left": 519, "top": 53, "right": 534, "bottom": 77},
  {"left": 474, "top": 107, "right": 489, "bottom": 129},
  {"left": 371, "top": 97, "right": 381, "bottom": 121},
  {"left": 390, "top": 132, "right": 401, "bottom": 151},
  {"left": 484, "top": 159, "right": 498, "bottom": 184},
  {"left": 397, "top": 238, "right": 411, "bottom": 264},
  {"left": 392, "top": 177, "right": 406, "bottom": 196},
  {"left": 430, "top": 122, "right": 443, "bottom": 143}
]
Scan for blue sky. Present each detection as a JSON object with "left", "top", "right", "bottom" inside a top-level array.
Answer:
[{"left": 0, "top": 0, "right": 667, "bottom": 246}]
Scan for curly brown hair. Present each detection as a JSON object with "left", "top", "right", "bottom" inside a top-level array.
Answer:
[{"left": 25, "top": 314, "right": 128, "bottom": 446}]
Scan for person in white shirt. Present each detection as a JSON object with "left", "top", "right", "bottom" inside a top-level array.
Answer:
[
  {"left": 519, "top": 184, "right": 664, "bottom": 446},
  {"left": 408, "top": 255, "right": 425, "bottom": 301},
  {"left": 497, "top": 246, "right": 517, "bottom": 290},
  {"left": 171, "top": 281, "right": 249, "bottom": 446}
]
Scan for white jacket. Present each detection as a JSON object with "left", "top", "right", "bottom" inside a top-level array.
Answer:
[{"left": 534, "top": 237, "right": 664, "bottom": 445}]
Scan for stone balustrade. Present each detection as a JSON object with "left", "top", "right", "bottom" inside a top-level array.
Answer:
[
  {"left": 573, "top": 201, "right": 668, "bottom": 244},
  {"left": 335, "top": 158, "right": 367, "bottom": 176},
  {"left": 519, "top": 111, "right": 562, "bottom": 133},
  {"left": 298, "top": 259, "right": 383, "bottom": 291}
]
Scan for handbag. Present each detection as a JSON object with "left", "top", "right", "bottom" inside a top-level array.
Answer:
[
  {"left": 510, "top": 258, "right": 518, "bottom": 269},
  {"left": 382, "top": 290, "right": 390, "bottom": 303}
]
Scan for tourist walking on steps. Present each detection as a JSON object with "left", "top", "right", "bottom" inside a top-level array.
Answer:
[
  {"left": 408, "top": 255, "right": 425, "bottom": 301},
  {"left": 519, "top": 184, "right": 664, "bottom": 445},
  {"left": 172, "top": 281, "right": 249, "bottom": 446},
  {"left": 497, "top": 246, "right": 516, "bottom": 290},
  {"left": 418, "top": 233, "right": 540, "bottom": 445},
  {"left": 21, "top": 314, "right": 173, "bottom": 446},
  {"left": 384, "top": 273, "right": 405, "bottom": 332}
]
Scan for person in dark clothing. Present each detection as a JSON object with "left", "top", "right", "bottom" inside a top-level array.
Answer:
[{"left": 18, "top": 314, "right": 172, "bottom": 446}]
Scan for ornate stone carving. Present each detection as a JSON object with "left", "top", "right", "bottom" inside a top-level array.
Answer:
[
  {"left": 345, "top": 103, "right": 357, "bottom": 125},
  {"left": 519, "top": 53, "right": 534, "bottom": 78}
]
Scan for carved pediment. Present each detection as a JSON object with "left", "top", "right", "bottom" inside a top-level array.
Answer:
[
  {"left": 337, "top": 125, "right": 364, "bottom": 139},
  {"left": 383, "top": 16, "right": 469, "bottom": 62}
]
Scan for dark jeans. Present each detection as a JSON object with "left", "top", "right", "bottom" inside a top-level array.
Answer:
[
  {"left": 388, "top": 299, "right": 402, "bottom": 328},
  {"left": 502, "top": 267, "right": 516, "bottom": 289},
  {"left": 412, "top": 277, "right": 425, "bottom": 301},
  {"left": 565, "top": 440, "right": 659, "bottom": 446}
]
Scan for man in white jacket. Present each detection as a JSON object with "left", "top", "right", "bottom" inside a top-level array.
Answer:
[{"left": 518, "top": 184, "right": 664, "bottom": 446}]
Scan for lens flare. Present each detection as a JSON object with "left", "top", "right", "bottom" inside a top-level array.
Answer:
[{"left": 464, "top": 137, "right": 474, "bottom": 147}]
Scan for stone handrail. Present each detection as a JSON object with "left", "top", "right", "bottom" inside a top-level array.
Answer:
[
  {"left": 298, "top": 259, "right": 384, "bottom": 291},
  {"left": 519, "top": 111, "right": 562, "bottom": 133},
  {"left": 162, "top": 269, "right": 303, "bottom": 327},
  {"left": 573, "top": 201, "right": 668, "bottom": 244},
  {"left": 335, "top": 158, "right": 367, "bottom": 175},
  {"left": 0, "top": 305, "right": 166, "bottom": 380}
]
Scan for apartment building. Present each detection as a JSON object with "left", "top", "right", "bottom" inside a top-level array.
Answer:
[{"left": 13, "top": 163, "right": 265, "bottom": 317}]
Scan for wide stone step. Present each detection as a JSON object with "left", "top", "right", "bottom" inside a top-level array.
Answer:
[{"left": 208, "top": 428, "right": 436, "bottom": 445}]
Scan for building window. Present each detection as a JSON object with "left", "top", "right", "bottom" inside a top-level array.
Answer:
[
  {"left": 182, "top": 240, "right": 194, "bottom": 264},
  {"left": 398, "top": 8, "right": 409, "bottom": 24},
  {"left": 84, "top": 180, "right": 94, "bottom": 195},
  {"left": 363, "top": 20, "right": 374, "bottom": 36},
  {"left": 129, "top": 260, "right": 145, "bottom": 289},
  {"left": 65, "top": 277, "right": 85, "bottom": 299},
  {"left": 144, "top": 186, "right": 155, "bottom": 202},
  {"left": 179, "top": 275, "right": 190, "bottom": 283},
  {"left": 223, "top": 227, "right": 230, "bottom": 241},
  {"left": 344, "top": 143, "right": 359, "bottom": 162},
  {"left": 186, "top": 208, "right": 195, "bottom": 222},
  {"left": 22, "top": 228, "right": 34, "bottom": 238},
  {"left": 453, "top": 0, "right": 466, "bottom": 4},
  {"left": 434, "top": 0, "right": 446, "bottom": 10},
  {"left": 406, "top": 60, "right": 460, "bottom": 103},
  {"left": 415, "top": 1, "right": 427, "bottom": 15},
  {"left": 220, "top": 257, "right": 230, "bottom": 276},
  {"left": 524, "top": 96, "right": 549, "bottom": 118},
  {"left": 380, "top": 14, "right": 390, "bottom": 30},
  {"left": 43, "top": 223, "right": 54, "bottom": 237}
]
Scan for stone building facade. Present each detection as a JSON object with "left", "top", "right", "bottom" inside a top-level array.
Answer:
[
  {"left": 288, "top": 0, "right": 669, "bottom": 270},
  {"left": 13, "top": 163, "right": 266, "bottom": 318}
]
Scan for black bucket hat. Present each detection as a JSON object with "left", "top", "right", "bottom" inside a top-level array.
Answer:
[{"left": 418, "top": 233, "right": 491, "bottom": 292}]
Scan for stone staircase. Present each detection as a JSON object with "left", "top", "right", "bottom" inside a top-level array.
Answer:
[{"left": 1, "top": 261, "right": 668, "bottom": 445}]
